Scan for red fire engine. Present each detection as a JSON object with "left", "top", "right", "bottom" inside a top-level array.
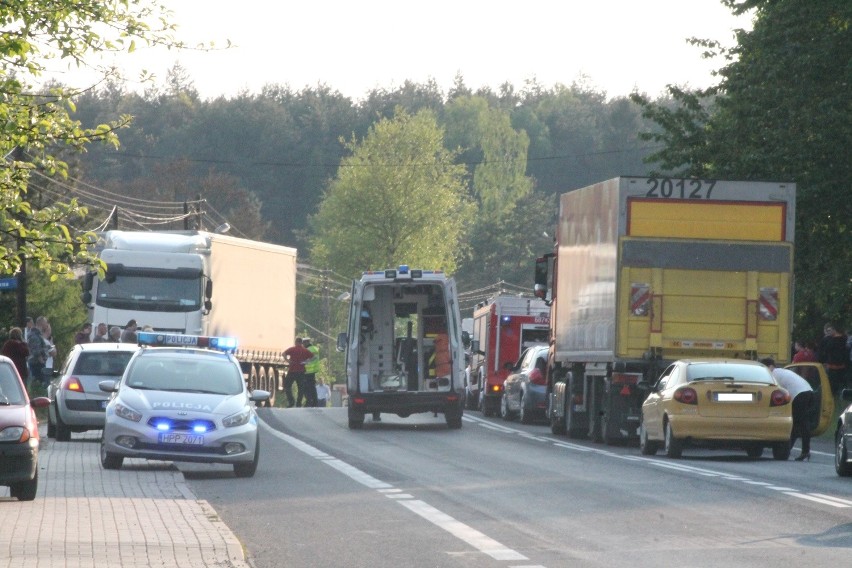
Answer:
[{"left": 467, "top": 295, "right": 550, "bottom": 415}]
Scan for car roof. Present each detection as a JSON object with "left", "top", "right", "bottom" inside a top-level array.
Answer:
[
  {"left": 72, "top": 342, "right": 141, "bottom": 353},
  {"left": 677, "top": 359, "right": 765, "bottom": 366}
]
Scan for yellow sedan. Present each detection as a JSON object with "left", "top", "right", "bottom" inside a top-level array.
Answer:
[{"left": 640, "top": 359, "right": 793, "bottom": 459}]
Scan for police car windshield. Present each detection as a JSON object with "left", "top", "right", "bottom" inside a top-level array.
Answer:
[{"left": 125, "top": 355, "right": 243, "bottom": 395}]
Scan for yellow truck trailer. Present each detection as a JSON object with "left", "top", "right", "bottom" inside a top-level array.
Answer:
[{"left": 534, "top": 176, "right": 797, "bottom": 442}]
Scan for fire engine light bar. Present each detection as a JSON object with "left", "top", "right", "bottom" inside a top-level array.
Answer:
[{"left": 137, "top": 331, "right": 238, "bottom": 353}]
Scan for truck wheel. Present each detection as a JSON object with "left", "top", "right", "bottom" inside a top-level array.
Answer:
[
  {"left": 664, "top": 421, "right": 683, "bottom": 458},
  {"left": 348, "top": 408, "right": 365, "bottom": 429},
  {"left": 550, "top": 409, "right": 567, "bottom": 435},
  {"left": 566, "top": 399, "right": 585, "bottom": 439}
]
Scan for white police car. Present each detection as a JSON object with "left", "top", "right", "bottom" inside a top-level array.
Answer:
[{"left": 99, "top": 332, "right": 269, "bottom": 477}]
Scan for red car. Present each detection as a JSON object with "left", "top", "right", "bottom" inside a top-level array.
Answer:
[{"left": 0, "top": 355, "right": 50, "bottom": 501}]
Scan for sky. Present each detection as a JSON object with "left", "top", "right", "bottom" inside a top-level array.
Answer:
[{"left": 50, "top": 0, "right": 754, "bottom": 102}]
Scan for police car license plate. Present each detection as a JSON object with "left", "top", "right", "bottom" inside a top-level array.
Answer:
[{"left": 159, "top": 433, "right": 204, "bottom": 445}]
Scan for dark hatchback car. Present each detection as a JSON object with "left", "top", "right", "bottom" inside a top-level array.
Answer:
[{"left": 0, "top": 355, "right": 50, "bottom": 501}]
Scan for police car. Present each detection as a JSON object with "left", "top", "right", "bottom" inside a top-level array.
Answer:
[{"left": 99, "top": 332, "right": 269, "bottom": 477}]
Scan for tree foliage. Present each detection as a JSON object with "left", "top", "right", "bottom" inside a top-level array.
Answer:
[
  {"left": 0, "top": 1, "right": 181, "bottom": 281},
  {"left": 309, "top": 109, "right": 473, "bottom": 277},
  {"left": 632, "top": 0, "right": 852, "bottom": 336}
]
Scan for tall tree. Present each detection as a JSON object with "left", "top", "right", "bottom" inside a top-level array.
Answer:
[
  {"left": 632, "top": 0, "right": 852, "bottom": 336},
  {"left": 0, "top": 1, "right": 182, "bottom": 279},
  {"left": 309, "top": 109, "right": 473, "bottom": 277}
]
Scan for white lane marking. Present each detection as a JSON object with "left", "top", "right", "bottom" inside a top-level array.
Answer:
[
  {"left": 809, "top": 493, "right": 852, "bottom": 506},
  {"left": 398, "top": 499, "right": 528, "bottom": 561},
  {"left": 785, "top": 493, "right": 851, "bottom": 507},
  {"left": 464, "top": 415, "right": 850, "bottom": 512},
  {"left": 260, "top": 420, "right": 530, "bottom": 562}
]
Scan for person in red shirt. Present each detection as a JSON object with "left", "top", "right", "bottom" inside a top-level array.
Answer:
[
  {"left": 792, "top": 340, "right": 817, "bottom": 363},
  {"left": 283, "top": 337, "right": 314, "bottom": 407}
]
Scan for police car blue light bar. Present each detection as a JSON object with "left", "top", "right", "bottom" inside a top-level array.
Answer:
[{"left": 137, "top": 331, "right": 238, "bottom": 353}]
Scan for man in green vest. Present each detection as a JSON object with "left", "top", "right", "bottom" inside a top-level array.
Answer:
[{"left": 303, "top": 338, "right": 321, "bottom": 407}]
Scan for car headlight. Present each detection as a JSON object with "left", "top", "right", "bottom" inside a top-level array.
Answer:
[
  {"left": 0, "top": 426, "right": 25, "bottom": 443},
  {"left": 223, "top": 408, "right": 251, "bottom": 428},
  {"left": 114, "top": 402, "right": 143, "bottom": 423}
]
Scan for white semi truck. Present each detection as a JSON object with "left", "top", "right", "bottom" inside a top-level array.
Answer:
[
  {"left": 80, "top": 230, "right": 297, "bottom": 404},
  {"left": 338, "top": 265, "right": 466, "bottom": 429}
]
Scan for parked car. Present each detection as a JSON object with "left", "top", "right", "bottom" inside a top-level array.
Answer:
[
  {"left": 835, "top": 389, "right": 852, "bottom": 477},
  {"left": 99, "top": 332, "right": 269, "bottom": 477},
  {"left": 47, "top": 343, "right": 139, "bottom": 441},
  {"left": 0, "top": 355, "right": 50, "bottom": 501},
  {"left": 500, "top": 345, "right": 549, "bottom": 424},
  {"left": 640, "top": 359, "right": 793, "bottom": 459}
]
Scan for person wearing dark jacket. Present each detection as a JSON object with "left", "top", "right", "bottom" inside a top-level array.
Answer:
[
  {"left": 1, "top": 327, "right": 30, "bottom": 382},
  {"left": 819, "top": 323, "right": 849, "bottom": 395}
]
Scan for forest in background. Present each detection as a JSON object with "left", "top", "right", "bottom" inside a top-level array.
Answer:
[{"left": 63, "top": 75, "right": 659, "bottom": 304}]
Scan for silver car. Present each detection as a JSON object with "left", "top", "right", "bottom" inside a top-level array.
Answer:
[
  {"left": 47, "top": 343, "right": 139, "bottom": 441},
  {"left": 99, "top": 332, "right": 269, "bottom": 477}
]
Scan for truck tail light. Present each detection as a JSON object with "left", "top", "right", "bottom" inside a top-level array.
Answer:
[
  {"left": 673, "top": 387, "right": 698, "bottom": 405},
  {"left": 770, "top": 389, "right": 791, "bottom": 407},
  {"left": 630, "top": 283, "right": 651, "bottom": 316},
  {"left": 63, "top": 377, "right": 85, "bottom": 392}
]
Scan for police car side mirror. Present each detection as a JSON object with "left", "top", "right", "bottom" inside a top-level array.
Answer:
[
  {"left": 250, "top": 390, "right": 270, "bottom": 404},
  {"left": 337, "top": 332, "right": 348, "bottom": 352},
  {"left": 99, "top": 380, "right": 118, "bottom": 393}
]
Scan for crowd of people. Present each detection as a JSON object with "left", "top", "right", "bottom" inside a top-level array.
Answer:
[
  {"left": 0, "top": 316, "right": 147, "bottom": 390},
  {"left": 791, "top": 322, "right": 852, "bottom": 396}
]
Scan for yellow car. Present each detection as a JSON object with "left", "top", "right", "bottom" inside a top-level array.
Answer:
[{"left": 640, "top": 359, "right": 793, "bottom": 459}]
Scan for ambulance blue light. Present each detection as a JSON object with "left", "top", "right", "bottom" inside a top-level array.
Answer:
[
  {"left": 398, "top": 265, "right": 409, "bottom": 275},
  {"left": 501, "top": 315, "right": 512, "bottom": 325}
]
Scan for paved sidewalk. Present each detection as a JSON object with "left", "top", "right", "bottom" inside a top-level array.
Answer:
[{"left": 0, "top": 431, "right": 249, "bottom": 568}]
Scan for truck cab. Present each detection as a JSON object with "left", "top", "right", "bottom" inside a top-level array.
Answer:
[{"left": 338, "top": 265, "right": 465, "bottom": 429}]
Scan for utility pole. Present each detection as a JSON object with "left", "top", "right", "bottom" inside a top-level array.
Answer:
[
  {"left": 322, "top": 268, "right": 331, "bottom": 380},
  {"left": 12, "top": 145, "right": 27, "bottom": 327}
]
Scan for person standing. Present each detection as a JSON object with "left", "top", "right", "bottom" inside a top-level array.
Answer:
[
  {"left": 315, "top": 377, "right": 331, "bottom": 408},
  {"left": 23, "top": 317, "right": 33, "bottom": 342},
  {"left": 792, "top": 339, "right": 817, "bottom": 363},
  {"left": 120, "top": 319, "right": 138, "bottom": 343},
  {"left": 92, "top": 323, "right": 108, "bottom": 342},
  {"left": 283, "top": 337, "right": 313, "bottom": 408},
  {"left": 108, "top": 326, "right": 122, "bottom": 342},
  {"left": 42, "top": 322, "right": 57, "bottom": 378},
  {"left": 818, "top": 323, "right": 849, "bottom": 395},
  {"left": 762, "top": 358, "right": 815, "bottom": 461},
  {"left": 26, "top": 316, "right": 50, "bottom": 388},
  {"left": 303, "top": 338, "right": 320, "bottom": 407},
  {"left": 1, "top": 327, "right": 30, "bottom": 383},
  {"left": 74, "top": 322, "right": 93, "bottom": 344}
]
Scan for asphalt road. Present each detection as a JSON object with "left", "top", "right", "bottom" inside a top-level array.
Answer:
[{"left": 179, "top": 407, "right": 852, "bottom": 568}]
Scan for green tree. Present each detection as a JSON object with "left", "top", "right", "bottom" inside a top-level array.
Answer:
[
  {"left": 0, "top": 2, "right": 181, "bottom": 282},
  {"left": 309, "top": 108, "right": 473, "bottom": 277},
  {"left": 632, "top": 0, "right": 852, "bottom": 336}
]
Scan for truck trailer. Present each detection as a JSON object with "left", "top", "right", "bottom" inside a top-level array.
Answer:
[
  {"left": 338, "top": 265, "right": 466, "bottom": 429},
  {"left": 535, "top": 176, "right": 796, "bottom": 443},
  {"left": 468, "top": 295, "right": 550, "bottom": 415},
  {"left": 80, "top": 230, "right": 297, "bottom": 404}
]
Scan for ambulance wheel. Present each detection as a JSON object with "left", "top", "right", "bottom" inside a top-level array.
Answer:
[{"left": 348, "top": 408, "right": 364, "bottom": 429}]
